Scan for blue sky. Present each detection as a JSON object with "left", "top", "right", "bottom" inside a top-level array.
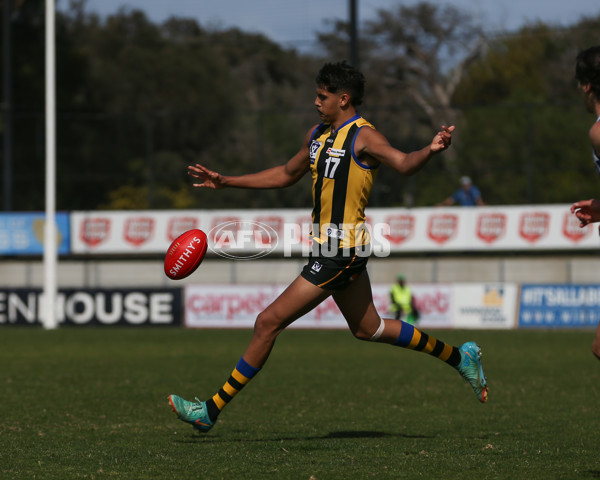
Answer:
[{"left": 62, "top": 0, "right": 600, "bottom": 49}]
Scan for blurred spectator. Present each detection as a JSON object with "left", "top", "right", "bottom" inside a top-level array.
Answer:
[
  {"left": 389, "top": 274, "right": 419, "bottom": 325},
  {"left": 438, "top": 176, "right": 485, "bottom": 206}
]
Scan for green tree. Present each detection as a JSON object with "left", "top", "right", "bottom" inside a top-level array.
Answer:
[
  {"left": 1, "top": 2, "right": 321, "bottom": 211},
  {"left": 454, "top": 18, "right": 600, "bottom": 204},
  {"left": 1, "top": 0, "right": 90, "bottom": 210},
  {"left": 61, "top": 8, "right": 240, "bottom": 210},
  {"left": 316, "top": 2, "right": 485, "bottom": 206},
  {"left": 4, "top": 1, "right": 600, "bottom": 212}
]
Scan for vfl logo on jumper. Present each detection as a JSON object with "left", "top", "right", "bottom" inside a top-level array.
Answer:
[
  {"left": 209, "top": 221, "right": 278, "bottom": 260},
  {"left": 311, "top": 261, "right": 323, "bottom": 272},
  {"left": 309, "top": 141, "right": 322, "bottom": 161}
]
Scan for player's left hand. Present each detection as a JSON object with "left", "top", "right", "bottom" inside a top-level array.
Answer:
[{"left": 430, "top": 125, "right": 455, "bottom": 153}]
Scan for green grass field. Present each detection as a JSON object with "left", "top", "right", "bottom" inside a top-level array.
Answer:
[{"left": 1, "top": 327, "right": 599, "bottom": 479}]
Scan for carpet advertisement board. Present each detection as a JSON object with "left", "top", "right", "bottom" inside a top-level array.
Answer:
[{"left": 184, "top": 283, "right": 455, "bottom": 329}]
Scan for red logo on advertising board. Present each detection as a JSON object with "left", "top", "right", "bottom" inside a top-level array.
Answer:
[
  {"left": 80, "top": 218, "right": 110, "bottom": 247},
  {"left": 384, "top": 214, "right": 415, "bottom": 244},
  {"left": 413, "top": 291, "right": 450, "bottom": 315},
  {"left": 167, "top": 217, "right": 198, "bottom": 242},
  {"left": 519, "top": 212, "right": 549, "bottom": 243},
  {"left": 477, "top": 213, "right": 506, "bottom": 244},
  {"left": 124, "top": 217, "right": 155, "bottom": 246},
  {"left": 562, "top": 212, "right": 591, "bottom": 242},
  {"left": 427, "top": 214, "right": 458, "bottom": 244}
]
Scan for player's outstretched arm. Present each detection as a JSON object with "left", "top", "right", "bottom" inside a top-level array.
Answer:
[
  {"left": 358, "top": 125, "right": 455, "bottom": 176},
  {"left": 571, "top": 198, "right": 600, "bottom": 227},
  {"left": 188, "top": 128, "right": 314, "bottom": 190}
]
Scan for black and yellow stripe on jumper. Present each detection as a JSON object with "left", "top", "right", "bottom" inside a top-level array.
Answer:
[
  {"left": 205, "top": 357, "right": 260, "bottom": 421},
  {"left": 394, "top": 321, "right": 461, "bottom": 367},
  {"left": 309, "top": 114, "right": 378, "bottom": 250}
]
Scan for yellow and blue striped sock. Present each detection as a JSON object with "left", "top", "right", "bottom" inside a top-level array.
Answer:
[
  {"left": 393, "top": 321, "right": 461, "bottom": 367},
  {"left": 205, "top": 356, "right": 261, "bottom": 421}
]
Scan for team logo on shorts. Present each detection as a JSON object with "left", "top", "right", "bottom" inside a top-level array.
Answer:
[{"left": 311, "top": 261, "right": 323, "bottom": 272}]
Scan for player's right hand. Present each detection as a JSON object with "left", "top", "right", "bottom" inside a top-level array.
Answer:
[{"left": 188, "top": 164, "right": 225, "bottom": 189}]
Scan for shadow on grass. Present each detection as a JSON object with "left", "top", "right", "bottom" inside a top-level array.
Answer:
[
  {"left": 174, "top": 430, "right": 434, "bottom": 443},
  {"left": 322, "top": 431, "right": 432, "bottom": 440}
]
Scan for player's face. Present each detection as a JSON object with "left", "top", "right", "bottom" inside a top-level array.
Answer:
[{"left": 314, "top": 87, "right": 342, "bottom": 123}]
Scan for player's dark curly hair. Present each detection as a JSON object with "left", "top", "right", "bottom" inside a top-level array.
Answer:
[
  {"left": 316, "top": 61, "right": 365, "bottom": 106},
  {"left": 575, "top": 45, "right": 600, "bottom": 98}
]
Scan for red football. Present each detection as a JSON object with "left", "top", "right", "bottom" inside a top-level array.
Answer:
[{"left": 164, "top": 229, "right": 208, "bottom": 280}]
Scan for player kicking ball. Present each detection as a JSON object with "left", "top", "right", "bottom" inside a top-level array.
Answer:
[{"left": 169, "top": 61, "right": 487, "bottom": 433}]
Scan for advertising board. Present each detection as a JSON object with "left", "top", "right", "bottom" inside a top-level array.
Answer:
[
  {"left": 70, "top": 205, "right": 600, "bottom": 256},
  {"left": 519, "top": 284, "right": 600, "bottom": 328},
  {"left": 0, "top": 212, "right": 70, "bottom": 255},
  {"left": 452, "top": 283, "right": 518, "bottom": 329},
  {"left": 184, "top": 283, "right": 454, "bottom": 329},
  {"left": 0, "top": 288, "right": 182, "bottom": 326}
]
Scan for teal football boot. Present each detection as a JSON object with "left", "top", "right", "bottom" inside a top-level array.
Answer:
[
  {"left": 168, "top": 394, "right": 215, "bottom": 432},
  {"left": 456, "top": 342, "right": 488, "bottom": 403}
]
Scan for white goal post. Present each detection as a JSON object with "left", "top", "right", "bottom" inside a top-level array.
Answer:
[{"left": 43, "top": 0, "right": 57, "bottom": 330}]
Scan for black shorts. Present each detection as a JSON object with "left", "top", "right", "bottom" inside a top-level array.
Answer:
[{"left": 300, "top": 248, "right": 369, "bottom": 291}]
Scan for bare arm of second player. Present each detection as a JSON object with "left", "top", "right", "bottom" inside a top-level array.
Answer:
[{"left": 571, "top": 121, "right": 600, "bottom": 226}]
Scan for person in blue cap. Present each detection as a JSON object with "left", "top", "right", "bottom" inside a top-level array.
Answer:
[{"left": 438, "top": 176, "right": 485, "bottom": 206}]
